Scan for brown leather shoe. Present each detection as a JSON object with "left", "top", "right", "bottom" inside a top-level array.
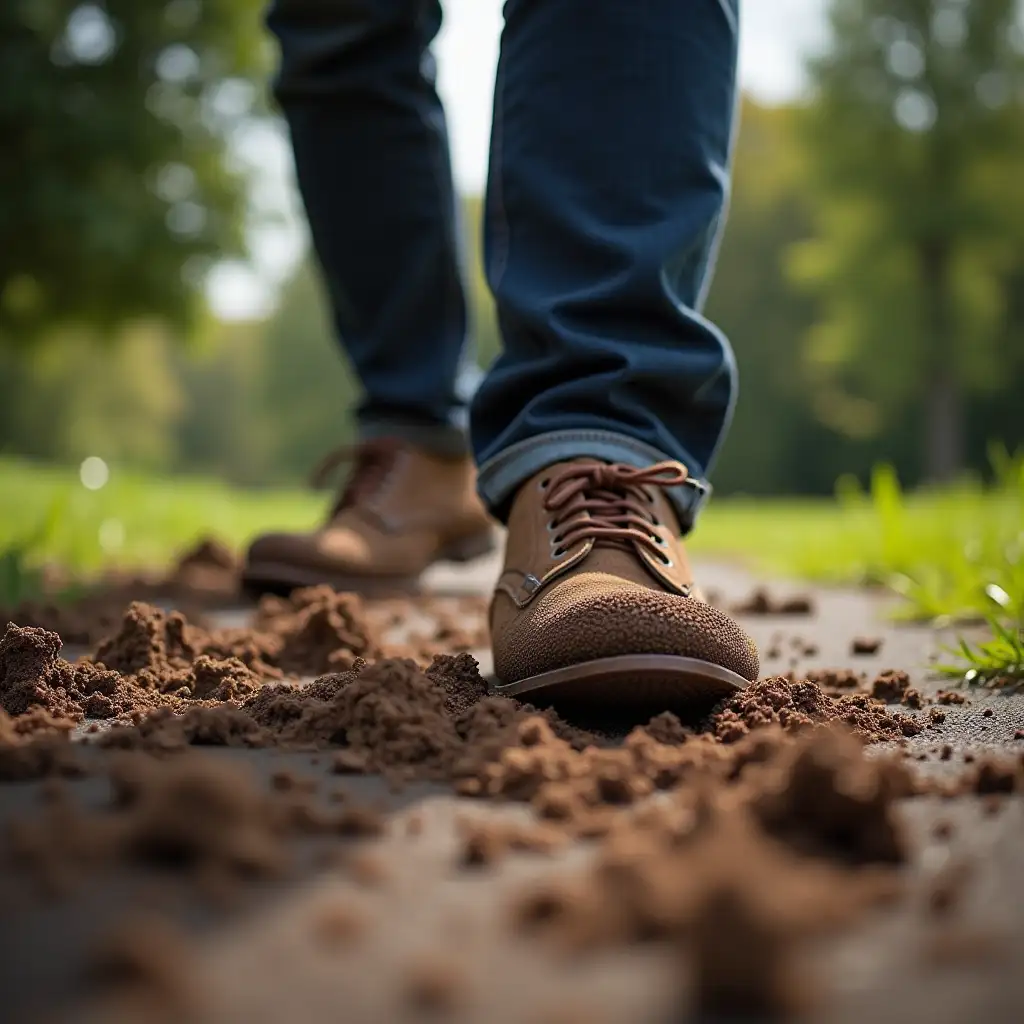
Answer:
[
  {"left": 490, "top": 458, "right": 758, "bottom": 714},
  {"left": 242, "top": 440, "right": 496, "bottom": 596}
]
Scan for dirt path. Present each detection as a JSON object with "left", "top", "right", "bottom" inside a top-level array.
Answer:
[{"left": 2, "top": 557, "right": 1022, "bottom": 1023}]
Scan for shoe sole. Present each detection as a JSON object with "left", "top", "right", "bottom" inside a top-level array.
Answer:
[
  {"left": 491, "top": 654, "right": 750, "bottom": 716},
  {"left": 241, "top": 528, "right": 498, "bottom": 598}
]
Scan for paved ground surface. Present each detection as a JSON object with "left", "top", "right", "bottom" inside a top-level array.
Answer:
[{"left": 2, "top": 553, "right": 1023, "bottom": 1023}]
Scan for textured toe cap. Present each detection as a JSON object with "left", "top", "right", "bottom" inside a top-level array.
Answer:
[{"left": 493, "top": 572, "right": 759, "bottom": 683}]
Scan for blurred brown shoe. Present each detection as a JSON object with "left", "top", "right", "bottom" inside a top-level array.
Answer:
[
  {"left": 242, "top": 440, "right": 496, "bottom": 596},
  {"left": 489, "top": 458, "right": 758, "bottom": 713}
]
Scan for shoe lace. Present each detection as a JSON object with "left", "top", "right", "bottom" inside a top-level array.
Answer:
[
  {"left": 310, "top": 439, "right": 401, "bottom": 518},
  {"left": 541, "top": 461, "right": 688, "bottom": 563}
]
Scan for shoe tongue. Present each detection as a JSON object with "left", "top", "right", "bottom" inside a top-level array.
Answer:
[{"left": 583, "top": 543, "right": 663, "bottom": 591}]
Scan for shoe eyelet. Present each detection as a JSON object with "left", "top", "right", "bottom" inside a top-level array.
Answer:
[
  {"left": 651, "top": 515, "right": 660, "bottom": 526},
  {"left": 551, "top": 547, "right": 566, "bottom": 559},
  {"left": 660, "top": 555, "right": 673, "bottom": 568},
  {"left": 546, "top": 520, "right": 557, "bottom": 532},
  {"left": 539, "top": 478, "right": 550, "bottom": 490},
  {"left": 655, "top": 535, "right": 666, "bottom": 546}
]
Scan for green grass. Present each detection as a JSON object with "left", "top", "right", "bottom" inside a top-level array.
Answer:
[
  {"left": 3, "top": 450, "right": 1021, "bottom": 685},
  {"left": 0, "top": 456, "right": 323, "bottom": 578},
  {"left": 1, "top": 450, "right": 1021, "bottom": 628},
  {"left": 698, "top": 452, "right": 1024, "bottom": 624}
]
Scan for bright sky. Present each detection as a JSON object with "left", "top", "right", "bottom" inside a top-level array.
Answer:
[{"left": 208, "top": 0, "right": 830, "bottom": 320}]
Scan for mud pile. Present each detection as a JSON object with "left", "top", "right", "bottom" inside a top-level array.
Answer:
[
  {"left": 7, "top": 751, "right": 387, "bottom": 898},
  {"left": 0, "top": 536, "right": 241, "bottom": 647},
  {"left": 0, "top": 586, "right": 380, "bottom": 725},
  {"left": 1, "top": 584, "right": 1006, "bottom": 1022},
  {"left": 1, "top": 585, "right": 933, "bottom": 784}
]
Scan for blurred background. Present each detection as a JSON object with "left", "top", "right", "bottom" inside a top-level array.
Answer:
[{"left": 1, "top": 0, "right": 1023, "bottom": 585}]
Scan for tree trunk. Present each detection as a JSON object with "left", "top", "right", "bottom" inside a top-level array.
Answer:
[
  {"left": 919, "top": 239, "right": 964, "bottom": 483},
  {"left": 924, "top": 366, "right": 964, "bottom": 483}
]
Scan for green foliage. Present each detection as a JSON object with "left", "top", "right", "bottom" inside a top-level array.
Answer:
[
  {"left": 694, "top": 447, "right": 1024, "bottom": 623},
  {"left": 792, "top": 0, "right": 1024, "bottom": 479},
  {"left": 248, "top": 264, "right": 359, "bottom": 481},
  {"left": 0, "top": 0, "right": 269, "bottom": 345},
  {"left": 706, "top": 101, "right": 824, "bottom": 493},
  {"left": 937, "top": 585, "right": 1024, "bottom": 688},
  {"left": 853, "top": 446, "right": 1024, "bottom": 621},
  {"left": 0, "top": 456, "right": 320, "bottom": 575},
  {"left": 1, "top": 455, "right": 1018, "bottom": 627},
  {"left": 0, "top": 327, "right": 184, "bottom": 466},
  {"left": 0, "top": 493, "right": 67, "bottom": 604}
]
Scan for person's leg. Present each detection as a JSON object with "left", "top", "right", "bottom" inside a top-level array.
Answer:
[
  {"left": 482, "top": 0, "right": 758, "bottom": 711},
  {"left": 473, "top": 0, "right": 740, "bottom": 532},
  {"left": 245, "top": 0, "right": 494, "bottom": 596},
  {"left": 267, "top": 0, "right": 479, "bottom": 456}
]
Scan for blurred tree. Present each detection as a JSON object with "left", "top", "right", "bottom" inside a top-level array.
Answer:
[
  {"left": 249, "top": 262, "right": 357, "bottom": 481},
  {"left": 0, "top": 0, "right": 268, "bottom": 346},
  {"left": 171, "top": 319, "right": 270, "bottom": 483},
  {"left": 0, "top": 326, "right": 183, "bottom": 465},
  {"left": 705, "top": 101, "right": 823, "bottom": 494},
  {"left": 791, "top": 0, "right": 1024, "bottom": 481}
]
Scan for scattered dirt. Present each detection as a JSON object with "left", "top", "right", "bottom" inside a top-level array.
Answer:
[
  {"left": 0, "top": 535, "right": 242, "bottom": 647},
  {"left": 1, "top": 574, "right": 1021, "bottom": 1022},
  {"left": 5, "top": 750, "right": 388, "bottom": 898},
  {"left": 805, "top": 667, "right": 864, "bottom": 690},
  {"left": 706, "top": 676, "right": 922, "bottom": 744}
]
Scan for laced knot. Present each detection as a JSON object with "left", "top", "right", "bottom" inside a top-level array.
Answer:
[
  {"left": 541, "top": 460, "right": 688, "bottom": 562},
  {"left": 310, "top": 439, "right": 400, "bottom": 518}
]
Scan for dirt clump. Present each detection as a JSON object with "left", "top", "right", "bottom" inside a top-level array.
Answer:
[
  {"left": 249, "top": 586, "right": 381, "bottom": 675},
  {"left": 404, "top": 954, "right": 466, "bottom": 1013},
  {"left": 706, "top": 675, "right": 921, "bottom": 744},
  {"left": 0, "top": 707, "right": 80, "bottom": 780},
  {"left": 970, "top": 756, "right": 1021, "bottom": 794},
  {"left": 459, "top": 816, "right": 569, "bottom": 867},
  {"left": 89, "top": 588, "right": 381, "bottom": 685},
  {"left": 85, "top": 915, "right": 201, "bottom": 1020},
  {"left": 805, "top": 667, "right": 863, "bottom": 691},
  {"left": 1, "top": 616, "right": 270, "bottom": 735},
  {"left": 5, "top": 751, "right": 388, "bottom": 897},
  {"left": 171, "top": 536, "right": 238, "bottom": 595},
  {"left": 902, "top": 688, "right": 926, "bottom": 710},
  {"left": 0, "top": 595, "right": 134, "bottom": 648},
  {"left": 751, "top": 726, "right": 912, "bottom": 864},
  {"left": 851, "top": 635, "right": 884, "bottom": 656},
  {"left": 1, "top": 622, "right": 81, "bottom": 719},
  {"left": 870, "top": 669, "right": 911, "bottom": 703},
  {"left": 730, "top": 588, "right": 815, "bottom": 616}
]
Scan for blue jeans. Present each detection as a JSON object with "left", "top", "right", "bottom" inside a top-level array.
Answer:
[{"left": 267, "top": 0, "right": 739, "bottom": 531}]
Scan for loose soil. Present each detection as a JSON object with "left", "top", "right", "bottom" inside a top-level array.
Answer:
[{"left": 1, "top": 557, "right": 1022, "bottom": 1023}]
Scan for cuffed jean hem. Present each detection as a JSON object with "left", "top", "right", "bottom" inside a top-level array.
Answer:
[
  {"left": 358, "top": 416, "right": 471, "bottom": 459},
  {"left": 475, "top": 429, "right": 712, "bottom": 533}
]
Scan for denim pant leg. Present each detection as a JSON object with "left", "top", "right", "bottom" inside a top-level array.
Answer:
[
  {"left": 472, "top": 0, "right": 741, "bottom": 530},
  {"left": 267, "top": 0, "right": 479, "bottom": 457}
]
